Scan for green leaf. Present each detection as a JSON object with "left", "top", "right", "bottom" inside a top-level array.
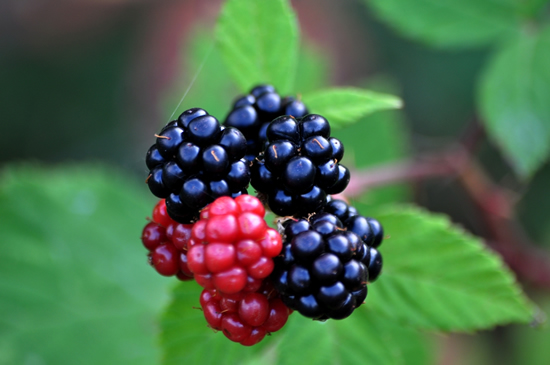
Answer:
[
  {"left": 301, "top": 87, "right": 402, "bottom": 128},
  {"left": 216, "top": 0, "right": 299, "bottom": 94},
  {"left": 362, "top": 205, "right": 534, "bottom": 331},
  {"left": 478, "top": 27, "right": 550, "bottom": 178},
  {"left": 270, "top": 310, "right": 432, "bottom": 365},
  {"left": 333, "top": 77, "right": 411, "bottom": 205},
  {"left": 366, "top": 0, "right": 522, "bottom": 48},
  {"left": 161, "top": 282, "right": 432, "bottom": 365},
  {"left": 0, "top": 165, "right": 169, "bottom": 365}
]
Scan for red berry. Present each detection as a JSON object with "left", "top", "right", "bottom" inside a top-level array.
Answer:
[
  {"left": 152, "top": 200, "right": 173, "bottom": 228},
  {"left": 213, "top": 267, "right": 247, "bottom": 294},
  {"left": 259, "top": 228, "right": 283, "bottom": 258},
  {"left": 247, "top": 256, "right": 274, "bottom": 279},
  {"left": 235, "top": 194, "right": 265, "bottom": 217},
  {"left": 187, "top": 245, "right": 209, "bottom": 275},
  {"left": 141, "top": 222, "right": 166, "bottom": 251},
  {"left": 195, "top": 273, "right": 215, "bottom": 290},
  {"left": 263, "top": 298, "right": 290, "bottom": 332},
  {"left": 172, "top": 223, "right": 193, "bottom": 251},
  {"left": 208, "top": 196, "right": 239, "bottom": 216},
  {"left": 191, "top": 220, "right": 207, "bottom": 243},
  {"left": 205, "top": 214, "right": 239, "bottom": 242},
  {"left": 238, "top": 293, "right": 269, "bottom": 327},
  {"left": 238, "top": 212, "right": 267, "bottom": 240},
  {"left": 235, "top": 240, "right": 263, "bottom": 266},
  {"left": 151, "top": 243, "right": 179, "bottom": 276},
  {"left": 240, "top": 327, "right": 266, "bottom": 346},
  {"left": 222, "top": 314, "right": 252, "bottom": 342},
  {"left": 219, "top": 292, "right": 244, "bottom": 313},
  {"left": 203, "top": 301, "right": 223, "bottom": 330},
  {"left": 178, "top": 251, "right": 194, "bottom": 277},
  {"left": 205, "top": 243, "right": 236, "bottom": 273},
  {"left": 243, "top": 276, "right": 263, "bottom": 293}
]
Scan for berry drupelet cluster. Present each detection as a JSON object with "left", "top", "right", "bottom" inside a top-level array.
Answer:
[
  {"left": 250, "top": 114, "right": 350, "bottom": 217},
  {"left": 271, "top": 211, "right": 374, "bottom": 320},
  {"left": 224, "top": 85, "right": 309, "bottom": 161},
  {"left": 141, "top": 200, "right": 194, "bottom": 280},
  {"left": 146, "top": 108, "right": 251, "bottom": 223},
  {"left": 140, "top": 84, "right": 386, "bottom": 345}
]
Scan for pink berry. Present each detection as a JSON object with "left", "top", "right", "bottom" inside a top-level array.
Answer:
[
  {"left": 205, "top": 214, "right": 239, "bottom": 242},
  {"left": 213, "top": 267, "right": 247, "bottom": 294},
  {"left": 187, "top": 245, "right": 209, "bottom": 275},
  {"left": 247, "top": 256, "right": 274, "bottom": 279},
  {"left": 205, "top": 243, "right": 236, "bottom": 273},
  {"left": 235, "top": 239, "right": 263, "bottom": 266},
  {"left": 238, "top": 212, "right": 267, "bottom": 240},
  {"left": 259, "top": 228, "right": 283, "bottom": 258},
  {"left": 208, "top": 196, "right": 239, "bottom": 216},
  {"left": 235, "top": 194, "right": 265, "bottom": 217}
]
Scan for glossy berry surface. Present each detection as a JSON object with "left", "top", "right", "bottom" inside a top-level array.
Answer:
[
  {"left": 141, "top": 199, "right": 195, "bottom": 281},
  {"left": 145, "top": 108, "right": 250, "bottom": 223},
  {"left": 271, "top": 212, "right": 371, "bottom": 320},
  {"left": 251, "top": 114, "right": 350, "bottom": 217},
  {"left": 199, "top": 281, "right": 291, "bottom": 346},
  {"left": 187, "top": 196, "right": 283, "bottom": 295},
  {"left": 224, "top": 84, "right": 309, "bottom": 161}
]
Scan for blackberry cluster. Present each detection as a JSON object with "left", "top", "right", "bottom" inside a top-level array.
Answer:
[
  {"left": 323, "top": 199, "right": 384, "bottom": 281},
  {"left": 271, "top": 212, "right": 370, "bottom": 320},
  {"left": 224, "top": 84, "right": 309, "bottom": 161},
  {"left": 145, "top": 108, "right": 251, "bottom": 223},
  {"left": 250, "top": 114, "right": 350, "bottom": 217}
]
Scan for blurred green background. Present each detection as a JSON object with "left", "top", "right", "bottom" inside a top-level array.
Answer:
[{"left": 1, "top": 0, "right": 549, "bottom": 364}]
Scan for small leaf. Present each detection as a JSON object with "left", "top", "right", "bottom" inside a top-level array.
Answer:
[
  {"left": 216, "top": 0, "right": 299, "bottom": 94},
  {"left": 479, "top": 26, "right": 550, "bottom": 178},
  {"left": 362, "top": 205, "right": 534, "bottom": 331},
  {"left": 301, "top": 87, "right": 402, "bottom": 128},
  {"left": 0, "top": 165, "right": 169, "bottom": 365},
  {"left": 366, "top": 0, "right": 522, "bottom": 48}
]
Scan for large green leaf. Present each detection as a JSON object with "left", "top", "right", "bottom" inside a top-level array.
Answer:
[
  {"left": 216, "top": 0, "right": 298, "bottom": 94},
  {"left": 478, "top": 26, "right": 550, "bottom": 178},
  {"left": 302, "top": 88, "right": 402, "bottom": 128},
  {"left": 366, "top": 0, "right": 522, "bottom": 48},
  {"left": 0, "top": 165, "right": 169, "bottom": 365},
  {"left": 362, "top": 205, "right": 534, "bottom": 331},
  {"left": 161, "top": 281, "right": 432, "bottom": 365}
]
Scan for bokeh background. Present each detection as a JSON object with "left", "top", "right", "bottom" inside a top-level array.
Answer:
[{"left": 2, "top": 0, "right": 550, "bottom": 364}]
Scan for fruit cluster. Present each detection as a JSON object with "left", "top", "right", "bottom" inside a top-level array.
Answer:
[
  {"left": 146, "top": 108, "right": 250, "bottom": 223},
  {"left": 250, "top": 114, "right": 349, "bottom": 217},
  {"left": 140, "top": 84, "right": 385, "bottom": 346}
]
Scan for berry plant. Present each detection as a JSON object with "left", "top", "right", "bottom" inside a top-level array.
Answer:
[{"left": 2, "top": 0, "right": 550, "bottom": 364}]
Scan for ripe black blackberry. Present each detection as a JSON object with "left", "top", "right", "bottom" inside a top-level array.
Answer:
[
  {"left": 250, "top": 114, "right": 350, "bottom": 217},
  {"left": 271, "top": 213, "right": 370, "bottom": 320},
  {"left": 224, "top": 84, "right": 309, "bottom": 161},
  {"left": 323, "top": 199, "right": 384, "bottom": 281},
  {"left": 145, "top": 108, "right": 251, "bottom": 223}
]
